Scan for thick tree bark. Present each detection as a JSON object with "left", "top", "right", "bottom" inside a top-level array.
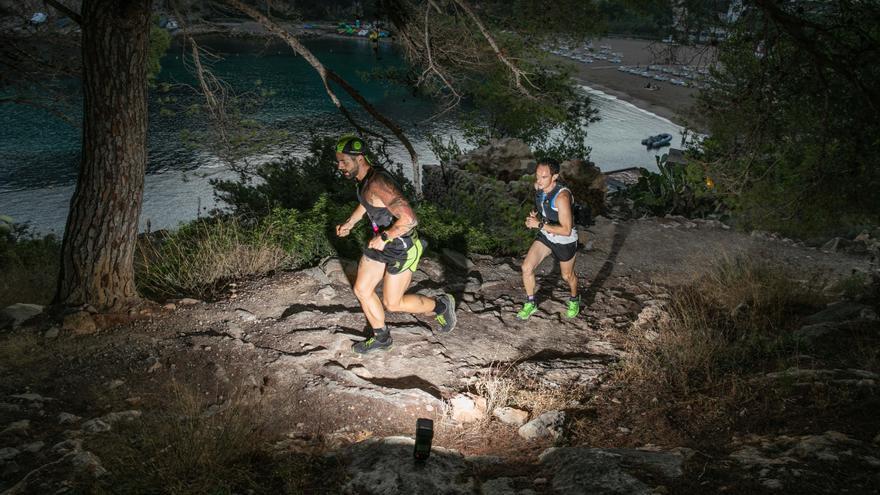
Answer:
[{"left": 55, "top": 0, "right": 152, "bottom": 312}]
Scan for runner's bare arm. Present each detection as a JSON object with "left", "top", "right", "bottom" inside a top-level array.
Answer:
[
  {"left": 337, "top": 203, "right": 366, "bottom": 237},
  {"left": 368, "top": 176, "right": 418, "bottom": 239},
  {"left": 542, "top": 190, "right": 574, "bottom": 236}
]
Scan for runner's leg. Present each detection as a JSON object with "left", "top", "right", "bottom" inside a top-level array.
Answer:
[
  {"left": 560, "top": 255, "right": 578, "bottom": 297},
  {"left": 382, "top": 270, "right": 436, "bottom": 314},
  {"left": 521, "top": 241, "right": 552, "bottom": 297},
  {"left": 353, "top": 255, "right": 387, "bottom": 328}
]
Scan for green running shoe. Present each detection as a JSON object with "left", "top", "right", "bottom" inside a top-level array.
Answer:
[
  {"left": 516, "top": 301, "right": 538, "bottom": 320},
  {"left": 352, "top": 336, "right": 392, "bottom": 354},
  {"left": 566, "top": 297, "right": 581, "bottom": 318}
]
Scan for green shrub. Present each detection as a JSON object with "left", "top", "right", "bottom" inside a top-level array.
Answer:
[
  {"left": 212, "top": 135, "right": 415, "bottom": 218},
  {"left": 622, "top": 153, "right": 727, "bottom": 219},
  {"left": 416, "top": 202, "right": 532, "bottom": 256},
  {"left": 0, "top": 221, "right": 60, "bottom": 307},
  {"left": 212, "top": 132, "right": 539, "bottom": 262},
  {"left": 135, "top": 196, "right": 367, "bottom": 299},
  {"left": 696, "top": 9, "right": 880, "bottom": 238},
  {"left": 259, "top": 196, "right": 363, "bottom": 267}
]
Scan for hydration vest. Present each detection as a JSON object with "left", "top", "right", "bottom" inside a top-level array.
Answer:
[
  {"left": 356, "top": 167, "right": 400, "bottom": 235},
  {"left": 535, "top": 182, "right": 578, "bottom": 244}
]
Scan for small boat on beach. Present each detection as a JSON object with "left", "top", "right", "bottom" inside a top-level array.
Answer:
[{"left": 641, "top": 133, "right": 673, "bottom": 149}]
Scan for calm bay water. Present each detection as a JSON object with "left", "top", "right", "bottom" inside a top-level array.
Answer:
[{"left": 0, "top": 37, "right": 681, "bottom": 234}]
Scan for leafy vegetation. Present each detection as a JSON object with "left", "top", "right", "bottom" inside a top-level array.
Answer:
[
  {"left": 147, "top": 16, "right": 172, "bottom": 86},
  {"left": 595, "top": 0, "right": 672, "bottom": 38},
  {"left": 459, "top": 56, "right": 597, "bottom": 162},
  {"left": 211, "top": 136, "right": 354, "bottom": 217},
  {"left": 0, "top": 220, "right": 60, "bottom": 307},
  {"left": 694, "top": 1, "right": 880, "bottom": 238},
  {"left": 622, "top": 153, "right": 726, "bottom": 218},
  {"left": 135, "top": 195, "right": 361, "bottom": 300},
  {"left": 416, "top": 202, "right": 532, "bottom": 256}
]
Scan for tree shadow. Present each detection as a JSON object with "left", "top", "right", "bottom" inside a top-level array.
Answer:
[{"left": 582, "top": 222, "right": 630, "bottom": 307}]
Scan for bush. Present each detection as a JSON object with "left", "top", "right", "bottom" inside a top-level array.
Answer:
[
  {"left": 565, "top": 256, "right": 880, "bottom": 449},
  {"left": 212, "top": 136, "right": 354, "bottom": 217},
  {"left": 136, "top": 217, "right": 287, "bottom": 300},
  {"left": 696, "top": 6, "right": 880, "bottom": 238},
  {"left": 212, "top": 135, "right": 416, "bottom": 218},
  {"left": 0, "top": 220, "right": 61, "bottom": 307},
  {"left": 622, "top": 257, "right": 827, "bottom": 394},
  {"left": 259, "top": 196, "right": 364, "bottom": 265},
  {"left": 621, "top": 153, "right": 727, "bottom": 219},
  {"left": 136, "top": 195, "right": 367, "bottom": 300},
  {"left": 213, "top": 133, "right": 532, "bottom": 259},
  {"left": 416, "top": 203, "right": 532, "bottom": 256}
]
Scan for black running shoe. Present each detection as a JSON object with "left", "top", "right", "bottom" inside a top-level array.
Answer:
[
  {"left": 352, "top": 336, "right": 393, "bottom": 354},
  {"left": 435, "top": 293, "right": 457, "bottom": 333}
]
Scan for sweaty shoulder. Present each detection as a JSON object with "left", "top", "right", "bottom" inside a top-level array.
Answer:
[
  {"left": 556, "top": 188, "right": 572, "bottom": 204},
  {"left": 366, "top": 170, "right": 404, "bottom": 204}
]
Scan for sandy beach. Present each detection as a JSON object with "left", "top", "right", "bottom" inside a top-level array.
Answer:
[{"left": 550, "top": 37, "right": 714, "bottom": 130}]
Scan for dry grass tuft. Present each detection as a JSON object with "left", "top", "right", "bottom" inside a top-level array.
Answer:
[
  {"left": 470, "top": 361, "right": 580, "bottom": 420},
  {"left": 86, "top": 381, "right": 334, "bottom": 494},
  {"left": 136, "top": 218, "right": 288, "bottom": 300},
  {"left": 619, "top": 256, "right": 828, "bottom": 395},
  {"left": 472, "top": 361, "right": 516, "bottom": 421},
  {"left": 570, "top": 256, "right": 880, "bottom": 448}
]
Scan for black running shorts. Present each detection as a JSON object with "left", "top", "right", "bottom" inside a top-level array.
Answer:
[
  {"left": 536, "top": 231, "right": 577, "bottom": 262},
  {"left": 363, "top": 233, "right": 426, "bottom": 275}
]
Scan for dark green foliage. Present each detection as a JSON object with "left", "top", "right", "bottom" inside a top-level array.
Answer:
[
  {"left": 211, "top": 134, "right": 529, "bottom": 258},
  {"left": 532, "top": 97, "right": 599, "bottom": 164},
  {"left": 596, "top": 0, "right": 673, "bottom": 38},
  {"left": 260, "top": 197, "right": 366, "bottom": 263},
  {"left": 622, "top": 154, "right": 726, "bottom": 218},
  {"left": 212, "top": 136, "right": 416, "bottom": 218},
  {"left": 147, "top": 16, "right": 172, "bottom": 86},
  {"left": 0, "top": 220, "right": 61, "bottom": 306},
  {"left": 479, "top": 0, "right": 604, "bottom": 41},
  {"left": 211, "top": 137, "right": 354, "bottom": 217},
  {"left": 461, "top": 54, "right": 597, "bottom": 163},
  {"left": 420, "top": 170, "right": 535, "bottom": 255},
  {"left": 258, "top": 197, "right": 349, "bottom": 267},
  {"left": 696, "top": 1, "right": 880, "bottom": 237},
  {"left": 417, "top": 202, "right": 532, "bottom": 256}
]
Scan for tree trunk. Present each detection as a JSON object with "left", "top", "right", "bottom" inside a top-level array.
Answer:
[{"left": 55, "top": 0, "right": 152, "bottom": 312}]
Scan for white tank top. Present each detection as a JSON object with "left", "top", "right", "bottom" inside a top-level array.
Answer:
[{"left": 539, "top": 186, "right": 578, "bottom": 244}]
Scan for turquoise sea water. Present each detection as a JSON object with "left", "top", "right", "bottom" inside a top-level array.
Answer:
[{"left": 0, "top": 36, "right": 681, "bottom": 234}]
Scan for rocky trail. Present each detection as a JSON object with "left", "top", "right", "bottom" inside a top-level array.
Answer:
[{"left": 1, "top": 215, "right": 878, "bottom": 494}]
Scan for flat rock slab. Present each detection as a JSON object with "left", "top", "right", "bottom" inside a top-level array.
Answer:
[
  {"left": 1, "top": 303, "right": 43, "bottom": 329},
  {"left": 539, "top": 447, "right": 687, "bottom": 494},
  {"left": 342, "top": 437, "right": 475, "bottom": 495},
  {"left": 802, "top": 301, "right": 873, "bottom": 325}
]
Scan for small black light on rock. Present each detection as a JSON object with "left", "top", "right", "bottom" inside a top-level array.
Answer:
[{"left": 414, "top": 418, "right": 433, "bottom": 462}]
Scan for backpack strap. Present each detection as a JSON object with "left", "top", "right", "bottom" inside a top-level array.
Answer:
[{"left": 550, "top": 186, "right": 572, "bottom": 210}]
